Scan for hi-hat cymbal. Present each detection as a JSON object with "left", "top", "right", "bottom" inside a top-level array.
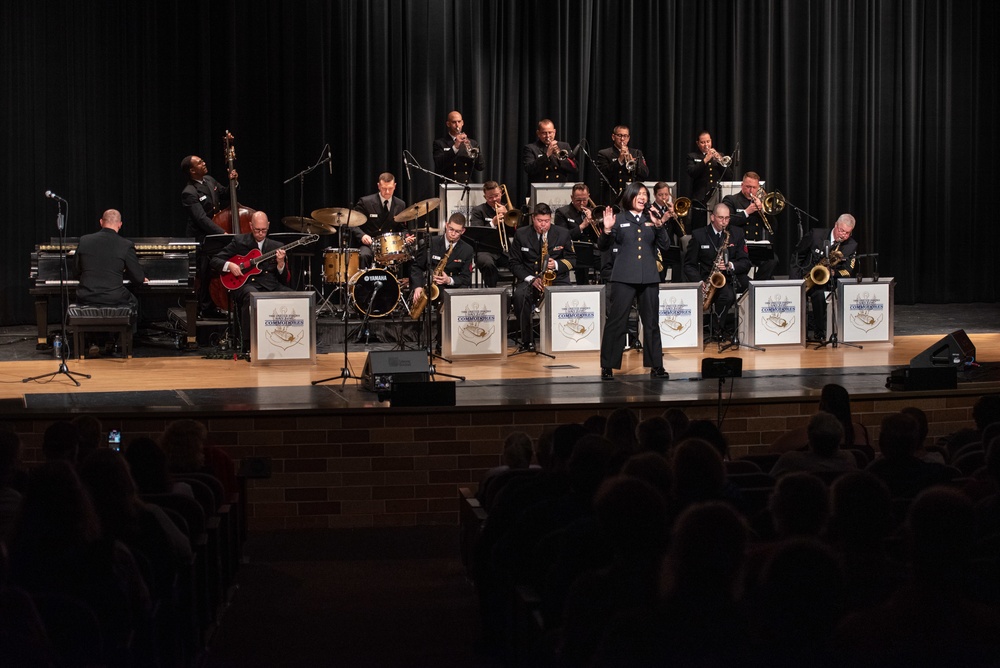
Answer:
[
  {"left": 311, "top": 207, "right": 366, "bottom": 227},
  {"left": 282, "top": 216, "right": 333, "bottom": 235},
  {"left": 394, "top": 197, "right": 442, "bottom": 222}
]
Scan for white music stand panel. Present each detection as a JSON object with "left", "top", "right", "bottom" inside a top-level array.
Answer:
[
  {"left": 657, "top": 283, "right": 703, "bottom": 351},
  {"left": 719, "top": 180, "right": 764, "bottom": 198},
  {"left": 441, "top": 288, "right": 508, "bottom": 359},
  {"left": 539, "top": 285, "right": 605, "bottom": 353},
  {"left": 438, "top": 184, "right": 486, "bottom": 232},
  {"left": 249, "top": 291, "right": 316, "bottom": 365},
  {"left": 529, "top": 183, "right": 576, "bottom": 212},
  {"left": 836, "top": 278, "right": 895, "bottom": 344},
  {"left": 737, "top": 280, "right": 806, "bottom": 347}
]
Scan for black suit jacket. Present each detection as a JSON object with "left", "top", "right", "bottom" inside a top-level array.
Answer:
[
  {"left": 74, "top": 227, "right": 145, "bottom": 306},
  {"left": 685, "top": 152, "right": 729, "bottom": 203},
  {"left": 410, "top": 236, "right": 475, "bottom": 289},
  {"left": 522, "top": 140, "right": 579, "bottom": 182},
  {"left": 790, "top": 228, "right": 859, "bottom": 283},
  {"left": 722, "top": 192, "right": 772, "bottom": 242},
  {"left": 554, "top": 204, "right": 600, "bottom": 243},
  {"left": 509, "top": 225, "right": 575, "bottom": 285},
  {"left": 432, "top": 135, "right": 485, "bottom": 182},
  {"left": 594, "top": 146, "right": 649, "bottom": 199},
  {"left": 181, "top": 175, "right": 229, "bottom": 240},
  {"left": 683, "top": 225, "right": 751, "bottom": 283},
  {"left": 597, "top": 210, "right": 669, "bottom": 285},
  {"left": 210, "top": 233, "right": 292, "bottom": 292},
  {"left": 352, "top": 193, "right": 408, "bottom": 242}
]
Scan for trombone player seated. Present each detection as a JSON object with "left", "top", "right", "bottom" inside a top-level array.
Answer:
[
  {"left": 722, "top": 171, "right": 780, "bottom": 281},
  {"left": 469, "top": 181, "right": 516, "bottom": 288},
  {"left": 790, "top": 214, "right": 859, "bottom": 341},
  {"left": 683, "top": 203, "right": 751, "bottom": 338},
  {"left": 554, "top": 183, "right": 602, "bottom": 284}
]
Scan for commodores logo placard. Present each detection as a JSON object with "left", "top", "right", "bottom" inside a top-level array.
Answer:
[
  {"left": 760, "top": 295, "right": 796, "bottom": 336},
  {"left": 458, "top": 301, "right": 496, "bottom": 346},
  {"left": 658, "top": 297, "right": 693, "bottom": 338},
  {"left": 556, "top": 299, "right": 595, "bottom": 342},
  {"left": 849, "top": 292, "right": 885, "bottom": 332},
  {"left": 264, "top": 305, "right": 306, "bottom": 350}
]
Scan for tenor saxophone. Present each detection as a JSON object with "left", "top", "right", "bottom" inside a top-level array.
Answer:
[
  {"left": 409, "top": 241, "right": 455, "bottom": 320},
  {"left": 702, "top": 230, "right": 729, "bottom": 311}
]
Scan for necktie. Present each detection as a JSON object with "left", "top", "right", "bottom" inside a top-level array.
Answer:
[{"left": 383, "top": 200, "right": 389, "bottom": 215}]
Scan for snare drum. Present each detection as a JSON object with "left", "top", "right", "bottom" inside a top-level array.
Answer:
[
  {"left": 323, "top": 248, "right": 360, "bottom": 283},
  {"left": 349, "top": 268, "right": 400, "bottom": 318},
  {"left": 373, "top": 233, "right": 409, "bottom": 264}
]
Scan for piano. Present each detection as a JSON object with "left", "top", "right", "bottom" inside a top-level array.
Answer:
[{"left": 29, "top": 237, "right": 200, "bottom": 350}]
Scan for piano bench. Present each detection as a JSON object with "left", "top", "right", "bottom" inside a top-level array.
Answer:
[{"left": 67, "top": 305, "right": 136, "bottom": 360}]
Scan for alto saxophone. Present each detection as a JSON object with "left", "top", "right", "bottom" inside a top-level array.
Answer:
[
  {"left": 702, "top": 230, "right": 730, "bottom": 311},
  {"left": 408, "top": 241, "right": 455, "bottom": 320},
  {"left": 533, "top": 237, "right": 555, "bottom": 312}
]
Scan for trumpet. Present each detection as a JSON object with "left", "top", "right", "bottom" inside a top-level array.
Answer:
[
  {"left": 620, "top": 145, "right": 637, "bottom": 173},
  {"left": 708, "top": 148, "right": 732, "bottom": 167},
  {"left": 550, "top": 140, "right": 569, "bottom": 160},
  {"left": 458, "top": 133, "right": 479, "bottom": 159}
]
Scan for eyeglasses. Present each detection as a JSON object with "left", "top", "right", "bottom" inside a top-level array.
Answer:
[
  {"left": 251, "top": 227, "right": 269, "bottom": 233},
  {"left": 614, "top": 133, "right": 630, "bottom": 138}
]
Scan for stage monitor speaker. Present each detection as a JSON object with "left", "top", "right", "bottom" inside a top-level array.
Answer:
[
  {"left": 390, "top": 380, "right": 457, "bottom": 407},
  {"left": 701, "top": 357, "right": 743, "bottom": 379},
  {"left": 887, "top": 366, "right": 958, "bottom": 392},
  {"left": 909, "top": 329, "right": 975, "bottom": 368},
  {"left": 362, "top": 350, "right": 430, "bottom": 392}
]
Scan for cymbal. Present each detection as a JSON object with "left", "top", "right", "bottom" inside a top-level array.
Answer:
[
  {"left": 394, "top": 197, "right": 442, "bottom": 222},
  {"left": 311, "top": 207, "right": 366, "bottom": 227},
  {"left": 282, "top": 216, "right": 333, "bottom": 235}
]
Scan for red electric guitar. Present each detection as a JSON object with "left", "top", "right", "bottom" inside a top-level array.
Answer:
[{"left": 221, "top": 234, "right": 320, "bottom": 290}]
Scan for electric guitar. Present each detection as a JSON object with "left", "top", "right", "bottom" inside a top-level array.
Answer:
[{"left": 221, "top": 234, "right": 320, "bottom": 290}]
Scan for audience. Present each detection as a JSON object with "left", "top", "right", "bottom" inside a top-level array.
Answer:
[
  {"left": 937, "top": 394, "right": 1000, "bottom": 460},
  {"left": 41, "top": 420, "right": 80, "bottom": 464},
  {"left": 770, "top": 411, "right": 857, "bottom": 477},
  {"left": 635, "top": 416, "right": 673, "bottom": 457},
  {"left": 868, "top": 412, "right": 955, "bottom": 499},
  {"left": 770, "top": 383, "right": 871, "bottom": 453}
]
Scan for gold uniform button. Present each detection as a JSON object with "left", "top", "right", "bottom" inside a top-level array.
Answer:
[{"left": 638, "top": 254, "right": 642, "bottom": 259}]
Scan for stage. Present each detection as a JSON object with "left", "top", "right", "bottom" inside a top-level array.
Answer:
[{"left": 3, "top": 303, "right": 998, "bottom": 529}]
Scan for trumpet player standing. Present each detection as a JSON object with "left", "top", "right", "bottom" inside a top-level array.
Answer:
[
  {"left": 432, "top": 110, "right": 485, "bottom": 183},
  {"left": 686, "top": 131, "right": 730, "bottom": 227},
  {"left": 595, "top": 124, "right": 649, "bottom": 201},
  {"left": 722, "top": 171, "right": 778, "bottom": 281},
  {"left": 683, "top": 203, "right": 751, "bottom": 338},
  {"left": 522, "top": 119, "right": 578, "bottom": 182},
  {"left": 597, "top": 183, "right": 671, "bottom": 381},
  {"left": 790, "top": 214, "right": 859, "bottom": 341}
]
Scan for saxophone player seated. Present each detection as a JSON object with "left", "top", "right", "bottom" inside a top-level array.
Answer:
[
  {"left": 409, "top": 213, "right": 475, "bottom": 311},
  {"left": 682, "top": 203, "right": 751, "bottom": 335},
  {"left": 790, "top": 214, "right": 859, "bottom": 341}
]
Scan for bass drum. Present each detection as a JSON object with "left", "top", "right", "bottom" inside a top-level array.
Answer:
[{"left": 349, "top": 268, "right": 400, "bottom": 318}]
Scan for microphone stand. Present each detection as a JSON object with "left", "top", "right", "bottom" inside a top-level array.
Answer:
[
  {"left": 579, "top": 141, "right": 621, "bottom": 203},
  {"left": 24, "top": 197, "right": 91, "bottom": 386},
  {"left": 855, "top": 253, "right": 880, "bottom": 283},
  {"left": 283, "top": 144, "right": 333, "bottom": 220},
  {"left": 813, "top": 267, "right": 861, "bottom": 351}
]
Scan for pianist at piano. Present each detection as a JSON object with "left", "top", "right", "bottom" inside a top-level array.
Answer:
[
  {"left": 722, "top": 171, "right": 778, "bottom": 282},
  {"left": 75, "top": 209, "right": 148, "bottom": 311}
]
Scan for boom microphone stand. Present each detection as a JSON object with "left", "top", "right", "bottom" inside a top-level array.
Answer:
[{"left": 24, "top": 193, "right": 90, "bottom": 386}]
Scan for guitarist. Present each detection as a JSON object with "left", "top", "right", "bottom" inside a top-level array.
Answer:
[{"left": 211, "top": 211, "right": 292, "bottom": 352}]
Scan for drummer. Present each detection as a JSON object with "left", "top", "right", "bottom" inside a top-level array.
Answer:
[{"left": 352, "top": 172, "right": 410, "bottom": 269}]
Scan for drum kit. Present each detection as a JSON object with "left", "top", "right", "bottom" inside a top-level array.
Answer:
[{"left": 281, "top": 198, "right": 442, "bottom": 322}]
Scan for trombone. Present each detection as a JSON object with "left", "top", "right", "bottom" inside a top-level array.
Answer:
[
  {"left": 672, "top": 196, "right": 691, "bottom": 236},
  {"left": 495, "top": 184, "right": 521, "bottom": 253}
]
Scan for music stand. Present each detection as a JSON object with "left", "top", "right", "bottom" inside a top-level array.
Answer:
[
  {"left": 814, "top": 278, "right": 862, "bottom": 350},
  {"left": 23, "top": 198, "right": 91, "bottom": 386}
]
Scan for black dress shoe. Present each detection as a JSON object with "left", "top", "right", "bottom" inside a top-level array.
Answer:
[
  {"left": 601, "top": 367, "right": 614, "bottom": 380},
  {"left": 650, "top": 367, "right": 669, "bottom": 379}
]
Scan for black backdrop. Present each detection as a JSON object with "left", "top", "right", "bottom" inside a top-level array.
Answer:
[{"left": 2, "top": 0, "right": 996, "bottom": 325}]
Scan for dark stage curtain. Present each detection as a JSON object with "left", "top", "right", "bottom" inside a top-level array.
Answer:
[{"left": 2, "top": 0, "right": 996, "bottom": 325}]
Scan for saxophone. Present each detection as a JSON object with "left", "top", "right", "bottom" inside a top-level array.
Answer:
[
  {"left": 408, "top": 241, "right": 455, "bottom": 320},
  {"left": 533, "top": 237, "right": 555, "bottom": 312},
  {"left": 803, "top": 242, "right": 844, "bottom": 290},
  {"left": 702, "top": 230, "right": 730, "bottom": 311}
]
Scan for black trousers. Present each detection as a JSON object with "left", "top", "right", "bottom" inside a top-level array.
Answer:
[{"left": 600, "top": 281, "right": 663, "bottom": 369}]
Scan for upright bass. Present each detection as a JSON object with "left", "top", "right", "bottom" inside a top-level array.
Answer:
[{"left": 209, "top": 131, "right": 256, "bottom": 309}]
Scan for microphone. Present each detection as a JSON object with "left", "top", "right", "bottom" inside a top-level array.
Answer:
[
  {"left": 571, "top": 140, "right": 584, "bottom": 159},
  {"left": 403, "top": 151, "right": 412, "bottom": 180},
  {"left": 45, "top": 190, "right": 67, "bottom": 202},
  {"left": 328, "top": 148, "right": 333, "bottom": 175},
  {"left": 374, "top": 281, "right": 383, "bottom": 290}
]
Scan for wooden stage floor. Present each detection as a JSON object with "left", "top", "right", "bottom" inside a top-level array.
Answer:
[{"left": 3, "top": 332, "right": 999, "bottom": 414}]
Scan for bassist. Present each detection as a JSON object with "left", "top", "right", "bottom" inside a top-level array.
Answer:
[{"left": 211, "top": 211, "right": 293, "bottom": 353}]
